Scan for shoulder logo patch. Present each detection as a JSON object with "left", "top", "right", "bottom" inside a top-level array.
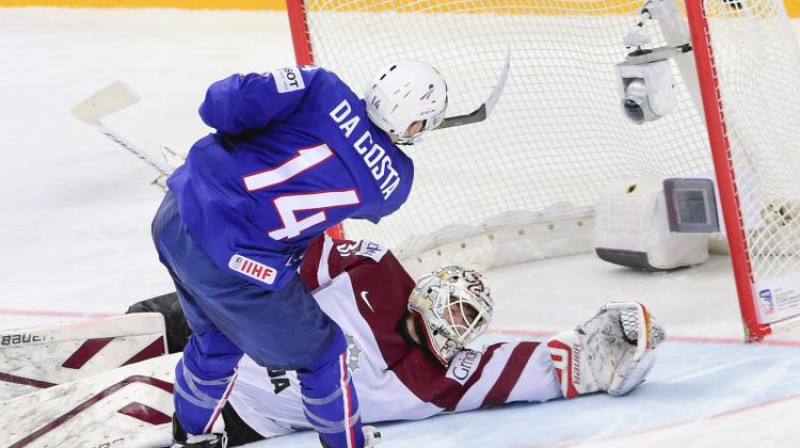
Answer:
[
  {"left": 273, "top": 67, "right": 305, "bottom": 93},
  {"left": 335, "top": 240, "right": 387, "bottom": 263},
  {"left": 229, "top": 254, "right": 277, "bottom": 285}
]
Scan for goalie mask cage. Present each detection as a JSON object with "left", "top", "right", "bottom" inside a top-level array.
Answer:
[{"left": 286, "top": 0, "right": 800, "bottom": 341}]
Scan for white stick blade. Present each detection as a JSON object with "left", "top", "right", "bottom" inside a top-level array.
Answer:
[{"left": 71, "top": 81, "right": 140, "bottom": 126}]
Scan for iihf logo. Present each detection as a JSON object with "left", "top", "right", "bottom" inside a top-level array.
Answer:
[
  {"left": 759, "top": 289, "right": 775, "bottom": 315},
  {"left": 228, "top": 254, "right": 276, "bottom": 285},
  {"left": 420, "top": 84, "right": 435, "bottom": 100}
]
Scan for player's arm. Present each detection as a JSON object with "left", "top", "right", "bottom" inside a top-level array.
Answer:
[
  {"left": 199, "top": 67, "right": 312, "bottom": 135},
  {"left": 421, "top": 341, "right": 562, "bottom": 413},
  {"left": 430, "top": 303, "right": 665, "bottom": 412}
]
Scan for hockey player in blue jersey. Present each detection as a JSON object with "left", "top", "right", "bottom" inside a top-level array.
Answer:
[{"left": 151, "top": 61, "right": 448, "bottom": 448}]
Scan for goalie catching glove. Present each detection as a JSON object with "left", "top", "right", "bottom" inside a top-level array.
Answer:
[{"left": 547, "top": 302, "right": 665, "bottom": 398}]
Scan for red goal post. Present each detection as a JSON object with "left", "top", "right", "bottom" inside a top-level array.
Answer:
[
  {"left": 684, "top": 0, "right": 766, "bottom": 340},
  {"left": 286, "top": 0, "right": 800, "bottom": 341}
]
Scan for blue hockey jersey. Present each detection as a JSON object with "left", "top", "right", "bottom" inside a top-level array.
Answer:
[{"left": 167, "top": 66, "right": 414, "bottom": 290}]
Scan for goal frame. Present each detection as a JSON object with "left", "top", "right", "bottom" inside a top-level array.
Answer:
[
  {"left": 286, "top": 0, "right": 315, "bottom": 65},
  {"left": 684, "top": 0, "right": 771, "bottom": 341},
  {"left": 286, "top": 0, "right": 791, "bottom": 342}
]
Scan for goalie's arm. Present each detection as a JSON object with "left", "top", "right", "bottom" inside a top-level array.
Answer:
[
  {"left": 389, "top": 341, "right": 562, "bottom": 415},
  {"left": 444, "top": 341, "right": 563, "bottom": 412}
]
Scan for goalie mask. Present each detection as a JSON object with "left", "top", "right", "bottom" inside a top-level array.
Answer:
[
  {"left": 408, "top": 266, "right": 494, "bottom": 365},
  {"left": 364, "top": 60, "right": 448, "bottom": 144}
]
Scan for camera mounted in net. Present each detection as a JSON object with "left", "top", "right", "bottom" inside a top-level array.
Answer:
[{"left": 614, "top": 46, "right": 682, "bottom": 125}]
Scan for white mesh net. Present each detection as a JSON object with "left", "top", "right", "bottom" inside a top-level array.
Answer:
[
  {"left": 296, "top": 0, "right": 800, "bottom": 328},
  {"left": 703, "top": 0, "right": 800, "bottom": 279},
  {"left": 300, "top": 1, "right": 712, "bottom": 251}
]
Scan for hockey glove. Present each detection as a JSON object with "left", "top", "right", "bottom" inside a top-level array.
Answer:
[{"left": 547, "top": 302, "right": 665, "bottom": 398}]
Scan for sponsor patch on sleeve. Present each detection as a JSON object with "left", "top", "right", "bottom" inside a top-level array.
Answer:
[
  {"left": 273, "top": 67, "right": 305, "bottom": 93},
  {"left": 446, "top": 349, "right": 482, "bottom": 385},
  {"left": 229, "top": 254, "right": 277, "bottom": 285},
  {"left": 355, "top": 240, "right": 387, "bottom": 262},
  {"left": 335, "top": 240, "right": 388, "bottom": 263}
]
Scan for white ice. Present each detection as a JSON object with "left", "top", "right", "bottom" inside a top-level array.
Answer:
[{"left": 1, "top": 7, "right": 800, "bottom": 448}]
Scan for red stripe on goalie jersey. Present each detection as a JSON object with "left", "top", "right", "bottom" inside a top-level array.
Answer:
[{"left": 481, "top": 341, "right": 538, "bottom": 406}]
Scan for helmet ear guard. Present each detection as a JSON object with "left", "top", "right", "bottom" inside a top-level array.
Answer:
[
  {"left": 364, "top": 60, "right": 448, "bottom": 144},
  {"left": 408, "top": 266, "right": 494, "bottom": 365}
]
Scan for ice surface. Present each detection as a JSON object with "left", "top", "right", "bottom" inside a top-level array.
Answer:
[{"left": 1, "top": 8, "right": 799, "bottom": 447}]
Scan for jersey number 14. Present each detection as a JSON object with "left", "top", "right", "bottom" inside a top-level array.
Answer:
[{"left": 242, "top": 144, "right": 360, "bottom": 240}]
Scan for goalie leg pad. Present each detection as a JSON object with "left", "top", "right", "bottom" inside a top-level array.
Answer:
[{"left": 547, "top": 302, "right": 664, "bottom": 399}]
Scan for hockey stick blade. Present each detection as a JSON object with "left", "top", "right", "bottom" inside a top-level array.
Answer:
[
  {"left": 72, "top": 82, "right": 171, "bottom": 180},
  {"left": 438, "top": 50, "right": 511, "bottom": 130},
  {"left": 71, "top": 81, "right": 140, "bottom": 126}
]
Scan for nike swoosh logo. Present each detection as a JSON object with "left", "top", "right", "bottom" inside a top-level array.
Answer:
[{"left": 359, "top": 291, "right": 374, "bottom": 313}]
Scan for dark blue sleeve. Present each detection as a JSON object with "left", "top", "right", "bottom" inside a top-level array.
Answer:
[{"left": 198, "top": 68, "right": 311, "bottom": 135}]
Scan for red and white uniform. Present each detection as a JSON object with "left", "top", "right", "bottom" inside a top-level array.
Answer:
[{"left": 227, "top": 236, "right": 562, "bottom": 438}]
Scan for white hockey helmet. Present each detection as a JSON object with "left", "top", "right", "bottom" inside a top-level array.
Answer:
[
  {"left": 364, "top": 60, "right": 448, "bottom": 144},
  {"left": 408, "top": 266, "right": 494, "bottom": 365}
]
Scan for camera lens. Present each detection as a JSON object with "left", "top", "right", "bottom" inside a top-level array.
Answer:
[{"left": 623, "top": 98, "right": 645, "bottom": 124}]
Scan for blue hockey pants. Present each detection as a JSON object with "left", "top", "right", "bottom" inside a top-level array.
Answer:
[{"left": 152, "top": 192, "right": 364, "bottom": 448}]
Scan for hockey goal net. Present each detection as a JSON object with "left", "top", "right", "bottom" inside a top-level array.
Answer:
[{"left": 287, "top": 0, "right": 800, "bottom": 341}]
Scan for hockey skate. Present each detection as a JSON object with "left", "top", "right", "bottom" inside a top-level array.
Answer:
[
  {"left": 547, "top": 302, "right": 665, "bottom": 398},
  {"left": 171, "top": 414, "right": 228, "bottom": 448}
]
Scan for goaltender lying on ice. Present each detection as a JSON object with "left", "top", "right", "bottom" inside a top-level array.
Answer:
[{"left": 0, "top": 234, "right": 665, "bottom": 448}]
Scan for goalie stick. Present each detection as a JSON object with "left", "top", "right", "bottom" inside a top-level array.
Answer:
[
  {"left": 437, "top": 50, "right": 511, "bottom": 130},
  {"left": 71, "top": 81, "right": 171, "bottom": 189}
]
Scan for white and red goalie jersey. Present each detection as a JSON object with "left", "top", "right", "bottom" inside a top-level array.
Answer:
[
  {"left": 227, "top": 236, "right": 563, "bottom": 438},
  {"left": 0, "top": 235, "right": 660, "bottom": 447},
  {"left": 0, "top": 235, "right": 563, "bottom": 447}
]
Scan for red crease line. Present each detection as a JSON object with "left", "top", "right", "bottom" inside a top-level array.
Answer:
[
  {"left": 491, "top": 328, "right": 800, "bottom": 347},
  {"left": 0, "top": 308, "right": 119, "bottom": 319}
]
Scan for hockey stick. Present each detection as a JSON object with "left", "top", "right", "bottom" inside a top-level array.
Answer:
[
  {"left": 74, "top": 56, "right": 510, "bottom": 182},
  {"left": 437, "top": 50, "right": 511, "bottom": 130},
  {"left": 72, "top": 82, "right": 171, "bottom": 188}
]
